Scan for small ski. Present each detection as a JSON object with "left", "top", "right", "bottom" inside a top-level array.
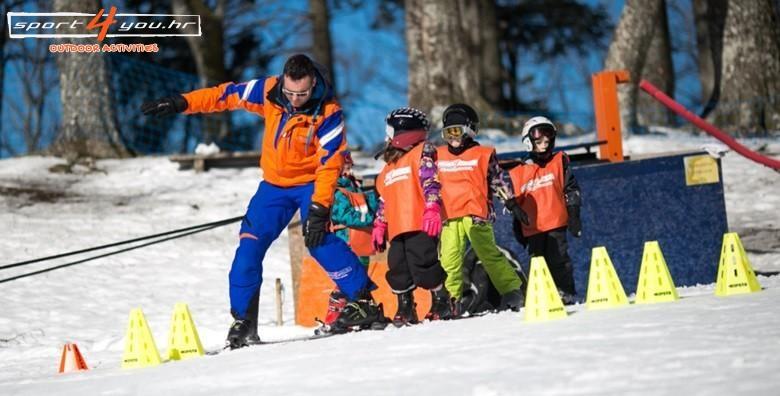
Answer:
[
  {"left": 206, "top": 332, "right": 336, "bottom": 355},
  {"left": 207, "top": 319, "right": 392, "bottom": 355}
]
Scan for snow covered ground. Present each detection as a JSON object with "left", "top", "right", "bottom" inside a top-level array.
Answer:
[{"left": 0, "top": 131, "right": 778, "bottom": 395}]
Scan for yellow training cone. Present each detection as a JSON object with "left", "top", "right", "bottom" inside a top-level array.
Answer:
[
  {"left": 715, "top": 232, "right": 761, "bottom": 296},
  {"left": 586, "top": 247, "right": 629, "bottom": 309},
  {"left": 122, "top": 308, "right": 162, "bottom": 369},
  {"left": 167, "top": 303, "right": 204, "bottom": 361},
  {"left": 524, "top": 256, "right": 567, "bottom": 322},
  {"left": 635, "top": 241, "right": 679, "bottom": 304}
]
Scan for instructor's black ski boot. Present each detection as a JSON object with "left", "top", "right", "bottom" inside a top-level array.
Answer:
[
  {"left": 226, "top": 291, "right": 262, "bottom": 349},
  {"left": 392, "top": 290, "right": 419, "bottom": 327},
  {"left": 226, "top": 319, "right": 252, "bottom": 349},
  {"left": 333, "top": 290, "right": 388, "bottom": 333}
]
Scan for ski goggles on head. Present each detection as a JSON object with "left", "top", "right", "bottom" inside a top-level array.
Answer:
[{"left": 442, "top": 125, "right": 474, "bottom": 141}]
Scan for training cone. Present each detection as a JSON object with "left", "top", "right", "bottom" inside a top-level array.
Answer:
[
  {"left": 586, "top": 247, "right": 629, "bottom": 310},
  {"left": 635, "top": 241, "right": 679, "bottom": 304},
  {"left": 58, "top": 343, "right": 88, "bottom": 373},
  {"left": 715, "top": 232, "right": 761, "bottom": 296},
  {"left": 121, "top": 308, "right": 162, "bottom": 369},
  {"left": 167, "top": 302, "right": 204, "bottom": 361},
  {"left": 524, "top": 256, "right": 567, "bottom": 322}
]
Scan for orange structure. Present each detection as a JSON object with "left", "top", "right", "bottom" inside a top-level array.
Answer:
[
  {"left": 296, "top": 257, "right": 431, "bottom": 327},
  {"left": 591, "top": 70, "right": 630, "bottom": 162}
]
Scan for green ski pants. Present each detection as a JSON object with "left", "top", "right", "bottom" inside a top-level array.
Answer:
[{"left": 439, "top": 216, "right": 522, "bottom": 299}]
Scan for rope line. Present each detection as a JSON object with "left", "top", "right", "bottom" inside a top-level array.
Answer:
[
  {"left": 0, "top": 216, "right": 243, "bottom": 272},
  {"left": 0, "top": 219, "right": 240, "bottom": 284}
]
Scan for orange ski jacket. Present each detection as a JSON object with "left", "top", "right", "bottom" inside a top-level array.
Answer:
[{"left": 182, "top": 70, "right": 346, "bottom": 207}]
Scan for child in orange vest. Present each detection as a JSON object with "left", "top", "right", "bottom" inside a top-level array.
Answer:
[
  {"left": 372, "top": 107, "right": 454, "bottom": 326},
  {"left": 437, "top": 104, "right": 529, "bottom": 315},
  {"left": 507, "top": 116, "right": 582, "bottom": 304}
]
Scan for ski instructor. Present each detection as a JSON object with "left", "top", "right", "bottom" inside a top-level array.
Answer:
[{"left": 141, "top": 54, "right": 384, "bottom": 348}]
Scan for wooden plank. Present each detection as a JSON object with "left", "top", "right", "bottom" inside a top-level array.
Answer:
[
  {"left": 169, "top": 150, "right": 261, "bottom": 171},
  {"left": 288, "top": 212, "right": 304, "bottom": 313}
]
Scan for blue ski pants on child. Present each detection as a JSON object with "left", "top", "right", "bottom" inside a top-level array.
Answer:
[{"left": 229, "top": 181, "right": 370, "bottom": 319}]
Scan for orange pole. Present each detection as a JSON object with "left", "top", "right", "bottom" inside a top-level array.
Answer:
[{"left": 592, "top": 70, "right": 630, "bottom": 162}]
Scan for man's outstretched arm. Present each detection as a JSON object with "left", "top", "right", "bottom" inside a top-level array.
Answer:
[{"left": 142, "top": 79, "right": 267, "bottom": 116}]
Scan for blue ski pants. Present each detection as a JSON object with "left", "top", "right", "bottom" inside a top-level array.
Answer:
[{"left": 229, "top": 181, "right": 370, "bottom": 319}]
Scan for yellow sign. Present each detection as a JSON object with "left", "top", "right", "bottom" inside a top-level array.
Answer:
[{"left": 684, "top": 155, "right": 719, "bottom": 186}]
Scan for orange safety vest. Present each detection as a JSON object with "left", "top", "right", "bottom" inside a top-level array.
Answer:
[
  {"left": 333, "top": 187, "right": 375, "bottom": 257},
  {"left": 507, "top": 152, "right": 568, "bottom": 236},
  {"left": 375, "top": 144, "right": 426, "bottom": 240},
  {"left": 437, "top": 146, "right": 492, "bottom": 220}
]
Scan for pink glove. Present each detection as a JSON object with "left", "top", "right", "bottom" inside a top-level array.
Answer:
[
  {"left": 371, "top": 221, "right": 388, "bottom": 252},
  {"left": 421, "top": 202, "right": 442, "bottom": 237}
]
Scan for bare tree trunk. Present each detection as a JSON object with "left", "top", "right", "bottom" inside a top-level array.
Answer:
[
  {"left": 503, "top": 42, "right": 520, "bottom": 112},
  {"left": 172, "top": 0, "right": 229, "bottom": 143},
  {"left": 604, "top": 0, "right": 664, "bottom": 134},
  {"left": 13, "top": 39, "right": 52, "bottom": 152},
  {"left": 477, "top": 0, "right": 502, "bottom": 108},
  {"left": 637, "top": 1, "right": 675, "bottom": 127},
  {"left": 459, "top": 0, "right": 502, "bottom": 108},
  {"left": 172, "top": 0, "right": 226, "bottom": 86},
  {"left": 51, "top": 0, "right": 130, "bottom": 159},
  {"left": 0, "top": 4, "right": 7, "bottom": 156},
  {"left": 309, "top": 0, "right": 335, "bottom": 87},
  {"left": 406, "top": 0, "right": 493, "bottom": 120},
  {"left": 693, "top": 0, "right": 727, "bottom": 118},
  {"left": 775, "top": 0, "right": 780, "bottom": 43},
  {"left": 708, "top": 0, "right": 780, "bottom": 135},
  {"left": 405, "top": 0, "right": 427, "bottom": 109}
]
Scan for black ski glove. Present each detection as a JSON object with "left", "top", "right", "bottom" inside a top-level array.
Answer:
[
  {"left": 141, "top": 94, "right": 188, "bottom": 116},
  {"left": 304, "top": 202, "right": 330, "bottom": 248},
  {"left": 567, "top": 205, "right": 582, "bottom": 238},
  {"left": 511, "top": 218, "right": 528, "bottom": 248},
  {"left": 504, "top": 198, "right": 529, "bottom": 226}
]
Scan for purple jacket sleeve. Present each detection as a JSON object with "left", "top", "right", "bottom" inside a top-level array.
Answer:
[
  {"left": 419, "top": 142, "right": 441, "bottom": 205},
  {"left": 488, "top": 151, "right": 513, "bottom": 201},
  {"left": 374, "top": 197, "right": 386, "bottom": 226}
]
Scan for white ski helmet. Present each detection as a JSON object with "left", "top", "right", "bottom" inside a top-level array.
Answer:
[{"left": 521, "top": 116, "right": 557, "bottom": 151}]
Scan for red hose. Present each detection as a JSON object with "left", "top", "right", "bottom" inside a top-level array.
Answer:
[{"left": 639, "top": 80, "right": 780, "bottom": 170}]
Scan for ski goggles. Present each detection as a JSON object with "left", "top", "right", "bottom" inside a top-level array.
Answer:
[
  {"left": 442, "top": 125, "right": 474, "bottom": 141},
  {"left": 282, "top": 86, "right": 313, "bottom": 98},
  {"left": 528, "top": 125, "right": 556, "bottom": 140}
]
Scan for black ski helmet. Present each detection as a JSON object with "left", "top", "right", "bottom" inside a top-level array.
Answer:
[
  {"left": 385, "top": 107, "right": 430, "bottom": 150},
  {"left": 442, "top": 103, "right": 479, "bottom": 134}
]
